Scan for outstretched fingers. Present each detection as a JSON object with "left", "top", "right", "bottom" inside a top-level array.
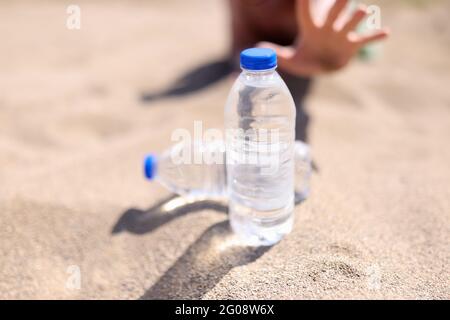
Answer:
[
  {"left": 297, "top": 0, "right": 315, "bottom": 32},
  {"left": 341, "top": 5, "right": 368, "bottom": 35},
  {"left": 257, "top": 42, "right": 294, "bottom": 62},
  {"left": 324, "top": 0, "right": 348, "bottom": 29},
  {"left": 356, "top": 28, "right": 390, "bottom": 47}
]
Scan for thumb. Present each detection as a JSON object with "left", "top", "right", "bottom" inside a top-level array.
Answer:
[{"left": 256, "top": 41, "right": 295, "bottom": 69}]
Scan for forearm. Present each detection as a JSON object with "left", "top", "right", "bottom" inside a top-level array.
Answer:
[{"left": 229, "top": 0, "right": 258, "bottom": 59}]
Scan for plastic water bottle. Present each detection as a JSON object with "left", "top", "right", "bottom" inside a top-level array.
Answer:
[
  {"left": 144, "top": 140, "right": 227, "bottom": 200},
  {"left": 224, "top": 48, "right": 296, "bottom": 245},
  {"left": 144, "top": 140, "right": 311, "bottom": 202},
  {"left": 293, "top": 141, "right": 312, "bottom": 202}
]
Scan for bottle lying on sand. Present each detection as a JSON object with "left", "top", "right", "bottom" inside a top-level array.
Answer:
[
  {"left": 144, "top": 140, "right": 228, "bottom": 200},
  {"left": 144, "top": 139, "right": 311, "bottom": 202}
]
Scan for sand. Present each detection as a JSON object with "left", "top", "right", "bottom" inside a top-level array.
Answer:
[{"left": 0, "top": 0, "right": 449, "bottom": 299}]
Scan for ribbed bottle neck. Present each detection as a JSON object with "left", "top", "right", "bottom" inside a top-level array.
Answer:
[{"left": 241, "top": 67, "right": 277, "bottom": 81}]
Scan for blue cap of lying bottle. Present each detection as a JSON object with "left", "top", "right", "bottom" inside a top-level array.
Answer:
[
  {"left": 144, "top": 154, "right": 157, "bottom": 180},
  {"left": 240, "top": 48, "right": 277, "bottom": 71}
]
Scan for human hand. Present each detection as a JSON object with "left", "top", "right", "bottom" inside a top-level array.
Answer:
[{"left": 260, "top": 0, "right": 390, "bottom": 76}]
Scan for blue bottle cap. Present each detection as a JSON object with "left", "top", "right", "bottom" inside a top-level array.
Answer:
[
  {"left": 144, "top": 154, "right": 157, "bottom": 180},
  {"left": 240, "top": 48, "right": 277, "bottom": 71}
]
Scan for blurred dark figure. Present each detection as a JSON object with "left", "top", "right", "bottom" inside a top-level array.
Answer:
[{"left": 141, "top": 0, "right": 389, "bottom": 141}]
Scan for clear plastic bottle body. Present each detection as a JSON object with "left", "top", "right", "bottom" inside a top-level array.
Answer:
[
  {"left": 294, "top": 141, "right": 312, "bottom": 202},
  {"left": 146, "top": 140, "right": 311, "bottom": 203},
  {"left": 154, "top": 141, "right": 227, "bottom": 200},
  {"left": 224, "top": 67, "right": 296, "bottom": 246}
]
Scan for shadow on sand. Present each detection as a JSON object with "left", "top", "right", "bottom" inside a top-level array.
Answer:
[
  {"left": 112, "top": 195, "right": 228, "bottom": 235},
  {"left": 140, "top": 220, "right": 271, "bottom": 299},
  {"left": 139, "top": 58, "right": 313, "bottom": 142},
  {"left": 140, "top": 59, "right": 234, "bottom": 103},
  {"left": 112, "top": 193, "right": 306, "bottom": 299}
]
